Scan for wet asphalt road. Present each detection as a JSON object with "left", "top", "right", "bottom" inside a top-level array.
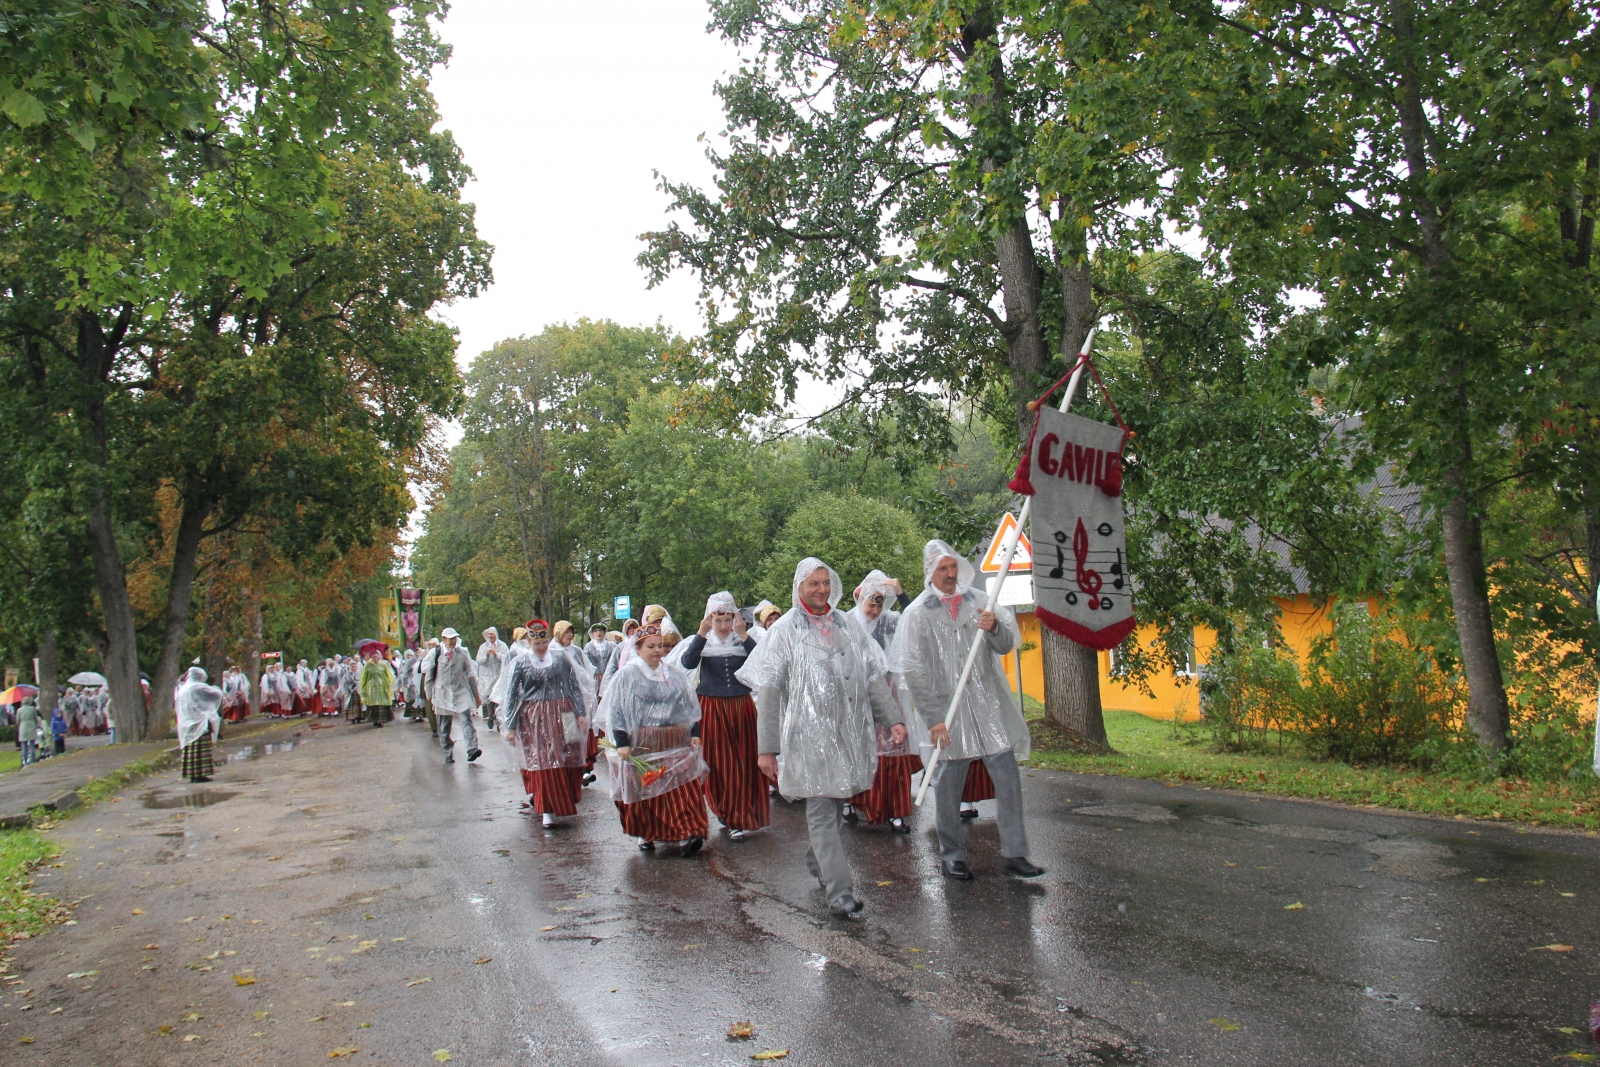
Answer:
[{"left": 3, "top": 716, "right": 1599, "bottom": 1066}]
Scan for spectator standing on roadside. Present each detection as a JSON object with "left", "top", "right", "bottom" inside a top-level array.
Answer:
[
  {"left": 50, "top": 702, "right": 68, "bottom": 755},
  {"left": 17, "top": 696, "right": 38, "bottom": 766}
]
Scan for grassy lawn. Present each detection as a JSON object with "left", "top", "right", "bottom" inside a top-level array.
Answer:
[
  {"left": 1025, "top": 701, "right": 1600, "bottom": 832},
  {"left": 0, "top": 828, "right": 65, "bottom": 945},
  {"left": 0, "top": 749, "right": 18, "bottom": 775}
]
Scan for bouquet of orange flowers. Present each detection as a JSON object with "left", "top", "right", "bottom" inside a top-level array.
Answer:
[{"left": 598, "top": 736, "right": 662, "bottom": 787}]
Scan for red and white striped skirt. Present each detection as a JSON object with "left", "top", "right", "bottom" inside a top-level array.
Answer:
[
  {"left": 700, "top": 695, "right": 768, "bottom": 831},
  {"left": 615, "top": 780, "right": 707, "bottom": 842},
  {"left": 848, "top": 753, "right": 924, "bottom": 824}
]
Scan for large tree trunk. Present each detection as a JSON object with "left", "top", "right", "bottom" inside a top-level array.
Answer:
[
  {"left": 1441, "top": 463, "right": 1510, "bottom": 753},
  {"left": 201, "top": 539, "right": 230, "bottom": 683},
  {"left": 36, "top": 627, "right": 58, "bottom": 715},
  {"left": 148, "top": 496, "right": 213, "bottom": 736},
  {"left": 86, "top": 485, "right": 147, "bottom": 741}
]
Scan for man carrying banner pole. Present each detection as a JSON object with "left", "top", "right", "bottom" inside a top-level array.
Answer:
[{"left": 891, "top": 539, "right": 1041, "bottom": 879}]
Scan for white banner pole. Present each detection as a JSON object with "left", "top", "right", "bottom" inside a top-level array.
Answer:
[{"left": 916, "top": 328, "right": 1098, "bottom": 807}]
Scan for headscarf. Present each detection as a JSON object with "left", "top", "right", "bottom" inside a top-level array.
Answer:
[
  {"left": 553, "top": 620, "right": 575, "bottom": 644},
  {"left": 175, "top": 666, "right": 224, "bottom": 748},
  {"left": 698, "top": 591, "right": 748, "bottom": 658},
  {"left": 923, "top": 538, "right": 977, "bottom": 620},
  {"left": 849, "top": 569, "right": 896, "bottom": 637}
]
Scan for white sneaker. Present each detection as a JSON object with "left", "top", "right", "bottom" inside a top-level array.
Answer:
[
  {"left": 727, "top": 828, "right": 748, "bottom": 841},
  {"left": 542, "top": 813, "right": 555, "bottom": 828}
]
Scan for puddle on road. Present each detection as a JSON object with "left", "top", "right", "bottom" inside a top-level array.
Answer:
[
  {"left": 142, "top": 789, "right": 240, "bottom": 809},
  {"left": 225, "top": 741, "right": 298, "bottom": 764}
]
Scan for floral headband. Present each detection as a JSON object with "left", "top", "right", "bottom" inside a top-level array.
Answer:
[{"left": 635, "top": 623, "right": 663, "bottom": 639}]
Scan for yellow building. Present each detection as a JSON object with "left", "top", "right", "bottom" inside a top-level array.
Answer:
[{"left": 1000, "top": 594, "right": 1354, "bottom": 722}]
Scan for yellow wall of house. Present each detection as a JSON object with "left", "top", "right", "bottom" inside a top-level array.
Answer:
[{"left": 1001, "top": 595, "right": 1355, "bottom": 722}]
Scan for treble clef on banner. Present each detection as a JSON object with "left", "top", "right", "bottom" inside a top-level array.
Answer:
[{"left": 1074, "top": 517, "right": 1103, "bottom": 609}]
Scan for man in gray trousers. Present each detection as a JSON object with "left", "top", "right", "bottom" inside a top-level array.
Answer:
[
  {"left": 421, "top": 628, "right": 482, "bottom": 765},
  {"left": 890, "top": 539, "right": 1044, "bottom": 880},
  {"left": 740, "top": 557, "right": 906, "bottom": 918}
]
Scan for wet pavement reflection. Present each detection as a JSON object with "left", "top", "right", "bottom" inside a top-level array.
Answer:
[{"left": 412, "top": 716, "right": 1600, "bottom": 1066}]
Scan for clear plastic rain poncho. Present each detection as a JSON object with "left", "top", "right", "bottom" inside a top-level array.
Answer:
[
  {"left": 475, "top": 628, "right": 506, "bottom": 699},
  {"left": 850, "top": 569, "right": 903, "bottom": 652},
  {"left": 318, "top": 661, "right": 344, "bottom": 710},
  {"left": 696, "top": 591, "right": 748, "bottom": 658},
  {"left": 600, "top": 654, "right": 706, "bottom": 804},
  {"left": 176, "top": 667, "right": 224, "bottom": 748},
  {"left": 501, "top": 646, "right": 596, "bottom": 773},
  {"left": 888, "top": 539, "right": 1029, "bottom": 762},
  {"left": 735, "top": 558, "right": 900, "bottom": 799}
]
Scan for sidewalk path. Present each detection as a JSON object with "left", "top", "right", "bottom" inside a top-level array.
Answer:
[{"left": 0, "top": 717, "right": 298, "bottom": 819}]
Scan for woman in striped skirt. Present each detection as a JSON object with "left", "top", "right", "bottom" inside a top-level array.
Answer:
[
  {"left": 501, "top": 619, "right": 596, "bottom": 829},
  {"left": 552, "top": 621, "right": 603, "bottom": 785},
  {"left": 842, "top": 571, "right": 921, "bottom": 831},
  {"left": 678, "top": 591, "right": 766, "bottom": 840},
  {"left": 601, "top": 624, "right": 708, "bottom": 857},
  {"left": 176, "top": 667, "right": 224, "bottom": 783}
]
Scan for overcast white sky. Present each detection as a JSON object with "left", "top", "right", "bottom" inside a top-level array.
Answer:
[{"left": 429, "top": 0, "right": 737, "bottom": 372}]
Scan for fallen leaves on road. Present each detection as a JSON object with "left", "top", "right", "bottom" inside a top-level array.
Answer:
[
  {"left": 1556, "top": 1053, "right": 1595, "bottom": 1062},
  {"left": 143, "top": 944, "right": 159, "bottom": 950},
  {"left": 327, "top": 1047, "right": 359, "bottom": 1058},
  {"left": 18, "top": 1037, "right": 33, "bottom": 1045},
  {"left": 474, "top": 957, "right": 492, "bottom": 965},
  {"left": 681, "top": 944, "right": 704, "bottom": 951},
  {"left": 350, "top": 941, "right": 376, "bottom": 955},
  {"left": 1532, "top": 944, "right": 1575, "bottom": 952},
  {"left": 433, "top": 1050, "right": 452, "bottom": 1062},
  {"left": 202, "top": 952, "right": 220, "bottom": 960},
  {"left": 751, "top": 1050, "right": 788, "bottom": 1061},
  {"left": 727, "top": 1021, "right": 754, "bottom": 1040},
  {"left": 131, "top": 909, "right": 144, "bottom": 915},
  {"left": 66, "top": 970, "right": 98, "bottom": 979},
  {"left": 876, "top": 880, "right": 893, "bottom": 886},
  {"left": 540, "top": 926, "right": 556, "bottom": 932},
  {"left": 406, "top": 977, "right": 432, "bottom": 987},
  {"left": 358, "top": 1023, "right": 371, "bottom": 1029},
  {"left": 233, "top": 975, "right": 256, "bottom": 986},
  {"left": 1283, "top": 902, "right": 1305, "bottom": 910},
  {"left": 183, "top": 1034, "right": 199, "bottom": 1042},
  {"left": 1207, "top": 1018, "right": 1242, "bottom": 1032},
  {"left": 338, "top": 1001, "right": 355, "bottom": 1007},
  {"left": 158, "top": 1026, "right": 172, "bottom": 1035},
  {"left": 183, "top": 1012, "right": 203, "bottom": 1022}
]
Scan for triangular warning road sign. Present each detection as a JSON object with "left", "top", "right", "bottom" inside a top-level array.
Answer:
[{"left": 979, "top": 512, "right": 1033, "bottom": 573}]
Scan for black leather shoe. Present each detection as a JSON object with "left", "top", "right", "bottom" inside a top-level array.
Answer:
[
  {"left": 959, "top": 806, "right": 979, "bottom": 820},
  {"left": 638, "top": 840, "right": 655, "bottom": 852},
  {"left": 1004, "top": 857, "right": 1045, "bottom": 878},
  {"left": 828, "top": 894, "right": 865, "bottom": 917},
  {"left": 890, "top": 817, "right": 910, "bottom": 834},
  {"left": 467, "top": 748, "right": 483, "bottom": 762},
  {"left": 942, "top": 860, "right": 974, "bottom": 880},
  {"left": 679, "top": 837, "right": 704, "bottom": 858},
  {"left": 841, "top": 806, "right": 859, "bottom": 825}
]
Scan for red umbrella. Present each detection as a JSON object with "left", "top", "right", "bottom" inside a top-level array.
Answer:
[{"left": 353, "top": 638, "right": 387, "bottom": 657}]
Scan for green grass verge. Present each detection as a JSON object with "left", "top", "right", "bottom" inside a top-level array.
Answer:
[
  {"left": 1025, "top": 703, "right": 1600, "bottom": 831},
  {"left": 0, "top": 749, "right": 18, "bottom": 775},
  {"left": 0, "top": 829, "right": 65, "bottom": 945}
]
